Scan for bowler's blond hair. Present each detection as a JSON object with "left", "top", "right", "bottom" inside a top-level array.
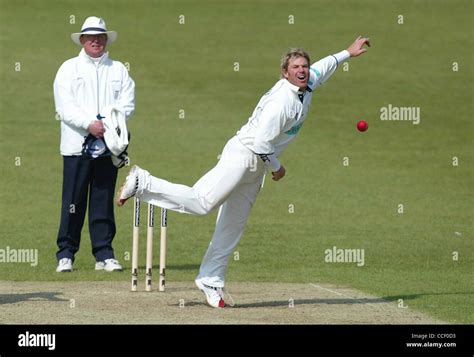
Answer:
[{"left": 280, "top": 48, "right": 311, "bottom": 78}]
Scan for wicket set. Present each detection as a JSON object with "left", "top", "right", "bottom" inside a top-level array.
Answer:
[{"left": 131, "top": 197, "right": 167, "bottom": 292}]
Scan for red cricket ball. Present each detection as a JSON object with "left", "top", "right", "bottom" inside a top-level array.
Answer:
[{"left": 357, "top": 120, "right": 368, "bottom": 132}]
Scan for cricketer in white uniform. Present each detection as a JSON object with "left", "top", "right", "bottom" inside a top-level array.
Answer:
[{"left": 118, "top": 37, "right": 370, "bottom": 308}]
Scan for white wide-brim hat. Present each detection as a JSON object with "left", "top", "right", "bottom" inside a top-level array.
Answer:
[{"left": 71, "top": 16, "right": 117, "bottom": 45}]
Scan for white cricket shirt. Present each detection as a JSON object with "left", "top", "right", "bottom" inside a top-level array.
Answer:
[
  {"left": 54, "top": 49, "right": 135, "bottom": 156},
  {"left": 237, "top": 50, "right": 350, "bottom": 170}
]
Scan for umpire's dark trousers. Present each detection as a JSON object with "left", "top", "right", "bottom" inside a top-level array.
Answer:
[{"left": 56, "top": 156, "right": 118, "bottom": 262}]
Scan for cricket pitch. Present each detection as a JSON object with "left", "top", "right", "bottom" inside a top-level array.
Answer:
[{"left": 0, "top": 281, "right": 445, "bottom": 324}]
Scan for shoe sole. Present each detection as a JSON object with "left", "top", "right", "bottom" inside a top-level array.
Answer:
[
  {"left": 116, "top": 166, "right": 139, "bottom": 207},
  {"left": 115, "top": 184, "right": 128, "bottom": 206}
]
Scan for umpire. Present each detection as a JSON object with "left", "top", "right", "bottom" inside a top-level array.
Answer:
[{"left": 53, "top": 16, "right": 135, "bottom": 272}]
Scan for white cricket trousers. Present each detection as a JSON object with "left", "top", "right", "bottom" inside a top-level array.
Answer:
[{"left": 136, "top": 136, "right": 266, "bottom": 287}]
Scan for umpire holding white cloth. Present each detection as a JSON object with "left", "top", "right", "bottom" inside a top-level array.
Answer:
[
  {"left": 118, "top": 37, "right": 370, "bottom": 307},
  {"left": 54, "top": 16, "right": 135, "bottom": 272}
]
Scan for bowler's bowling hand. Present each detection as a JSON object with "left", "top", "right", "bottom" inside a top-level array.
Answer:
[
  {"left": 88, "top": 120, "right": 105, "bottom": 138},
  {"left": 347, "top": 36, "right": 371, "bottom": 57},
  {"left": 272, "top": 165, "right": 286, "bottom": 181}
]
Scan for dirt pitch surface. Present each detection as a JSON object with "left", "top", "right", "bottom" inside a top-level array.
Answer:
[{"left": 0, "top": 281, "right": 445, "bottom": 324}]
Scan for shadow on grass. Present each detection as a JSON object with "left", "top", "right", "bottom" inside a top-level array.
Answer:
[
  {"left": 382, "top": 292, "right": 474, "bottom": 302},
  {"left": 182, "top": 291, "right": 474, "bottom": 309},
  {"left": 179, "top": 297, "right": 389, "bottom": 308},
  {"left": 0, "top": 292, "right": 68, "bottom": 305},
  {"left": 234, "top": 297, "right": 388, "bottom": 308}
]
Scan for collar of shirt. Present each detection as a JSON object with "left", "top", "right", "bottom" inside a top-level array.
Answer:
[
  {"left": 283, "top": 79, "right": 301, "bottom": 94},
  {"left": 79, "top": 48, "right": 109, "bottom": 65},
  {"left": 298, "top": 87, "right": 312, "bottom": 94},
  {"left": 283, "top": 79, "right": 312, "bottom": 97}
]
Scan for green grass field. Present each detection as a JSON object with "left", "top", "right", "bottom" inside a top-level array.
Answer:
[{"left": 0, "top": 0, "right": 472, "bottom": 323}]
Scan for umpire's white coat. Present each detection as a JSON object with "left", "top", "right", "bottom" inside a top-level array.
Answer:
[
  {"left": 54, "top": 49, "right": 135, "bottom": 156},
  {"left": 137, "top": 50, "right": 350, "bottom": 287}
]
